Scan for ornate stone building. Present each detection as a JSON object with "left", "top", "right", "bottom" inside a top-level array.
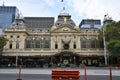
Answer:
[{"left": 2, "top": 8, "right": 104, "bottom": 67}]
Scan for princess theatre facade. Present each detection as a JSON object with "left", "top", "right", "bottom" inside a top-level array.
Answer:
[{"left": 2, "top": 8, "right": 105, "bottom": 67}]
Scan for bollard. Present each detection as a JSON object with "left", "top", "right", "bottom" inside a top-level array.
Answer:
[
  {"left": 16, "top": 65, "right": 22, "bottom": 80},
  {"left": 109, "top": 66, "right": 112, "bottom": 80},
  {"left": 84, "top": 66, "right": 87, "bottom": 80}
]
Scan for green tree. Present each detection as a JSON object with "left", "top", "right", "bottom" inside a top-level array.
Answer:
[
  {"left": 105, "top": 21, "right": 120, "bottom": 56},
  {"left": 99, "top": 21, "right": 120, "bottom": 65},
  {"left": 105, "top": 21, "right": 120, "bottom": 41},
  {"left": 107, "top": 40, "right": 120, "bottom": 57},
  {"left": 0, "top": 37, "right": 8, "bottom": 56}
]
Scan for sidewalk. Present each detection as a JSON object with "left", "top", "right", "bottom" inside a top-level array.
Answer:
[{"left": 0, "top": 68, "right": 120, "bottom": 76}]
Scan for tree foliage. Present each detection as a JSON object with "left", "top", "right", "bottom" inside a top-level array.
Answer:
[
  {"left": 0, "top": 37, "right": 8, "bottom": 48},
  {"left": 0, "top": 37, "right": 8, "bottom": 55},
  {"left": 105, "top": 21, "right": 120, "bottom": 41},
  {"left": 99, "top": 21, "right": 120, "bottom": 56},
  {"left": 107, "top": 40, "right": 120, "bottom": 56}
]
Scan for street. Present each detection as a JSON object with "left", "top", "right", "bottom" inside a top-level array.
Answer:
[{"left": 0, "top": 68, "right": 120, "bottom": 80}]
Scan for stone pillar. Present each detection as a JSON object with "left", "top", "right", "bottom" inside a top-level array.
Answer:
[
  {"left": 51, "top": 36, "right": 55, "bottom": 50},
  {"left": 77, "top": 36, "right": 80, "bottom": 49},
  {"left": 19, "top": 35, "right": 25, "bottom": 49}
]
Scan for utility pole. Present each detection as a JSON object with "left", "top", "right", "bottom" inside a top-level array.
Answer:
[
  {"left": 16, "top": 43, "right": 19, "bottom": 67},
  {"left": 103, "top": 14, "right": 113, "bottom": 66},
  {"left": 103, "top": 25, "right": 107, "bottom": 65}
]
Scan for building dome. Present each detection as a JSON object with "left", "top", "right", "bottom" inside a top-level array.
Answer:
[{"left": 55, "top": 7, "right": 76, "bottom": 27}]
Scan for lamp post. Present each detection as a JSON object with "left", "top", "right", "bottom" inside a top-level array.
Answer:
[
  {"left": 16, "top": 41, "right": 19, "bottom": 67},
  {"left": 15, "top": 49, "right": 18, "bottom": 67},
  {"left": 103, "top": 26, "right": 107, "bottom": 65}
]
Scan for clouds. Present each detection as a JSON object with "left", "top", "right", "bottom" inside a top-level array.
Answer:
[
  {"left": 66, "top": 0, "right": 120, "bottom": 22},
  {"left": 0, "top": 0, "right": 120, "bottom": 25},
  {"left": 43, "top": 0, "right": 55, "bottom": 7}
]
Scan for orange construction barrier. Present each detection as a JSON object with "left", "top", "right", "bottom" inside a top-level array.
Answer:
[
  {"left": 52, "top": 70, "right": 80, "bottom": 80},
  {"left": 109, "top": 66, "right": 112, "bottom": 80},
  {"left": 84, "top": 66, "right": 87, "bottom": 80},
  {"left": 17, "top": 65, "right": 22, "bottom": 80}
]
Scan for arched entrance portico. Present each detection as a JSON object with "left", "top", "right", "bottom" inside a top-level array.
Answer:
[
  {"left": 49, "top": 51, "right": 105, "bottom": 67},
  {"left": 51, "top": 51, "right": 80, "bottom": 67}
]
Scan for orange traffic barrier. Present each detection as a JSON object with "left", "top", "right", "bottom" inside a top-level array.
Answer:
[
  {"left": 52, "top": 70, "right": 80, "bottom": 80},
  {"left": 109, "top": 66, "right": 112, "bottom": 80},
  {"left": 84, "top": 66, "right": 87, "bottom": 80},
  {"left": 17, "top": 65, "right": 22, "bottom": 80}
]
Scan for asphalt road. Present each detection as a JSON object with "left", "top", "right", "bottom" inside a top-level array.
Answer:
[
  {"left": 0, "top": 68, "right": 120, "bottom": 80},
  {"left": 0, "top": 74, "right": 120, "bottom": 80}
]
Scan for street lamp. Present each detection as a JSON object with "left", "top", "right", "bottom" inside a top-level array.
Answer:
[
  {"left": 103, "top": 13, "right": 113, "bottom": 66},
  {"left": 16, "top": 41, "right": 19, "bottom": 67},
  {"left": 103, "top": 24, "right": 107, "bottom": 65}
]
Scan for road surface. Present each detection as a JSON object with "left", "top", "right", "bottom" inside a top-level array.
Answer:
[{"left": 0, "top": 67, "right": 120, "bottom": 80}]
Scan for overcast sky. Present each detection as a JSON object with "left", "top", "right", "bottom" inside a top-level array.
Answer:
[{"left": 0, "top": 0, "right": 120, "bottom": 25}]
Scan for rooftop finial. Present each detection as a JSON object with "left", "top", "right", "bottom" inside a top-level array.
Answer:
[{"left": 60, "top": 7, "right": 69, "bottom": 15}]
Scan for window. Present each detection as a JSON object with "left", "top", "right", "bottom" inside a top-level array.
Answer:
[
  {"left": 86, "top": 39, "right": 91, "bottom": 48},
  {"left": 73, "top": 43, "right": 76, "bottom": 49},
  {"left": 55, "top": 43, "right": 58, "bottom": 49},
  {"left": 9, "top": 42, "right": 12, "bottom": 49},
  {"left": 81, "top": 38, "right": 87, "bottom": 48},
  {"left": 35, "top": 38, "right": 40, "bottom": 48},
  {"left": 40, "top": 38, "right": 51, "bottom": 48},
  {"left": 41, "top": 38, "right": 45, "bottom": 48},
  {"left": 25, "top": 38, "right": 32, "bottom": 48},
  {"left": 45, "top": 38, "right": 50, "bottom": 48},
  {"left": 31, "top": 39, "right": 35, "bottom": 48},
  {"left": 91, "top": 39, "right": 96, "bottom": 48}
]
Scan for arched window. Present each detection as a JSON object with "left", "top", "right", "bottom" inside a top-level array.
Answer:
[
  {"left": 9, "top": 41, "right": 12, "bottom": 49},
  {"left": 25, "top": 38, "right": 32, "bottom": 48},
  {"left": 81, "top": 38, "right": 87, "bottom": 48},
  {"left": 91, "top": 39, "right": 96, "bottom": 48},
  {"left": 40, "top": 38, "right": 51, "bottom": 48},
  {"left": 96, "top": 40, "right": 99, "bottom": 48},
  {"left": 41, "top": 38, "right": 45, "bottom": 48},
  {"left": 44, "top": 38, "right": 50, "bottom": 48},
  {"left": 31, "top": 38, "right": 35, "bottom": 48},
  {"left": 86, "top": 39, "right": 91, "bottom": 48},
  {"left": 55, "top": 43, "right": 58, "bottom": 49},
  {"left": 35, "top": 38, "right": 40, "bottom": 48},
  {"left": 73, "top": 42, "right": 76, "bottom": 49}
]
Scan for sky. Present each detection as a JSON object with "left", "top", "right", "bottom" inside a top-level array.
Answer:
[{"left": 0, "top": 0, "right": 120, "bottom": 26}]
